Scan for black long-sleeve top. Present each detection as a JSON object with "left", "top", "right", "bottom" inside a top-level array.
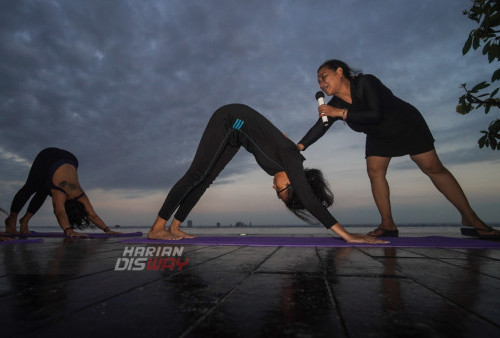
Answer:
[
  {"left": 225, "top": 105, "right": 338, "bottom": 228},
  {"left": 299, "top": 74, "right": 431, "bottom": 151}
]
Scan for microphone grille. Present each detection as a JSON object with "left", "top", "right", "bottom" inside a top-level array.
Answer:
[{"left": 315, "top": 91, "right": 325, "bottom": 99}]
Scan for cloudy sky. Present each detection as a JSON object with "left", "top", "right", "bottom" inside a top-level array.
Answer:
[{"left": 1, "top": 0, "right": 499, "bottom": 228}]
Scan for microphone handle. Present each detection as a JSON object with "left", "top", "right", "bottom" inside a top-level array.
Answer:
[{"left": 317, "top": 97, "right": 329, "bottom": 126}]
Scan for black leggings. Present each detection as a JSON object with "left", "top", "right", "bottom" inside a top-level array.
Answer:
[
  {"left": 10, "top": 148, "right": 77, "bottom": 215},
  {"left": 158, "top": 106, "right": 243, "bottom": 222},
  {"left": 10, "top": 184, "right": 48, "bottom": 215}
]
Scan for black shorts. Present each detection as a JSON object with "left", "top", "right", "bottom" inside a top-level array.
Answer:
[{"left": 365, "top": 123, "right": 435, "bottom": 158}]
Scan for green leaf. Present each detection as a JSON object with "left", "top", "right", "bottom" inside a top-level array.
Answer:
[
  {"left": 489, "top": 136, "right": 498, "bottom": 149},
  {"left": 488, "top": 44, "right": 499, "bottom": 62},
  {"left": 488, "top": 11, "right": 500, "bottom": 27},
  {"left": 492, "top": 69, "right": 500, "bottom": 82},
  {"left": 471, "top": 81, "right": 490, "bottom": 92},
  {"left": 483, "top": 40, "right": 491, "bottom": 55},
  {"left": 473, "top": 34, "right": 481, "bottom": 50},
  {"left": 478, "top": 134, "right": 487, "bottom": 148},
  {"left": 491, "top": 87, "right": 499, "bottom": 96},
  {"left": 463, "top": 34, "right": 473, "bottom": 54},
  {"left": 491, "top": 119, "right": 500, "bottom": 131}
]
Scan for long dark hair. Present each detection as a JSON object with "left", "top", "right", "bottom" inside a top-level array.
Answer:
[
  {"left": 64, "top": 199, "right": 93, "bottom": 229},
  {"left": 284, "top": 168, "right": 334, "bottom": 224},
  {"left": 318, "top": 59, "right": 361, "bottom": 81}
]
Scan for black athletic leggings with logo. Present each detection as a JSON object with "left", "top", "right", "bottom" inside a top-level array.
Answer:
[
  {"left": 158, "top": 104, "right": 338, "bottom": 228},
  {"left": 158, "top": 107, "right": 244, "bottom": 222}
]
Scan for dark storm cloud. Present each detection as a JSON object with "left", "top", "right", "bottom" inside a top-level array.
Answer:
[{"left": 0, "top": 0, "right": 492, "bottom": 198}]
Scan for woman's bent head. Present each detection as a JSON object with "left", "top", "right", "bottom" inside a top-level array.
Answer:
[
  {"left": 64, "top": 199, "right": 93, "bottom": 229},
  {"left": 284, "top": 168, "right": 334, "bottom": 224}
]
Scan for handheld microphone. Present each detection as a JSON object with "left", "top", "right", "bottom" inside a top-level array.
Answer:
[{"left": 315, "top": 91, "right": 328, "bottom": 126}]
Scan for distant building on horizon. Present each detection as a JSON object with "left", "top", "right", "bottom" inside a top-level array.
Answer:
[{"left": 234, "top": 221, "right": 252, "bottom": 227}]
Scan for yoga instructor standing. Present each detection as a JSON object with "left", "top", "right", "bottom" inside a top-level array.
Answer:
[{"left": 297, "top": 59, "right": 499, "bottom": 239}]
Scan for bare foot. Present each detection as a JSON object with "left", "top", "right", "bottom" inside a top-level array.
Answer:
[
  {"left": 169, "top": 226, "right": 196, "bottom": 239},
  {"left": 0, "top": 233, "right": 13, "bottom": 241},
  {"left": 147, "top": 229, "right": 182, "bottom": 240},
  {"left": 19, "top": 216, "right": 30, "bottom": 234},
  {"left": 4, "top": 216, "right": 17, "bottom": 234}
]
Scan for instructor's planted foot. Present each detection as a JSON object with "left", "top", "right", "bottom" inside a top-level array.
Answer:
[
  {"left": 461, "top": 225, "right": 500, "bottom": 239},
  {"left": 367, "top": 227, "right": 399, "bottom": 237},
  {"left": 461, "top": 217, "right": 500, "bottom": 239}
]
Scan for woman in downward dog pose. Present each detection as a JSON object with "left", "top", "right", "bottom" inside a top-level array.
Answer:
[
  {"left": 297, "top": 59, "right": 497, "bottom": 239},
  {"left": 4, "top": 147, "right": 118, "bottom": 238},
  {"left": 148, "top": 104, "right": 387, "bottom": 244}
]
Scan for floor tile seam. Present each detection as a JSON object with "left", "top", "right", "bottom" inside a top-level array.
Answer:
[
  {"left": 62, "top": 246, "right": 247, "bottom": 308},
  {"left": 408, "top": 277, "right": 500, "bottom": 330},
  {"left": 178, "top": 246, "right": 282, "bottom": 338},
  {"left": 170, "top": 246, "right": 246, "bottom": 275},
  {"left": 443, "top": 248, "right": 500, "bottom": 261},
  {"left": 8, "top": 272, "right": 183, "bottom": 337},
  {"left": 367, "top": 256, "right": 411, "bottom": 279},
  {"left": 0, "top": 267, "right": 117, "bottom": 299},
  {"left": 324, "top": 273, "right": 407, "bottom": 279},
  {"left": 316, "top": 247, "right": 350, "bottom": 338},
  {"left": 370, "top": 251, "right": 475, "bottom": 277},
  {"left": 358, "top": 247, "right": 426, "bottom": 258},
  {"left": 365, "top": 256, "right": 436, "bottom": 259},
  {"left": 7, "top": 246, "right": 247, "bottom": 334},
  {"left": 402, "top": 247, "right": 471, "bottom": 259},
  {"left": 315, "top": 247, "right": 404, "bottom": 279},
  {"left": 402, "top": 247, "right": 500, "bottom": 261},
  {"left": 391, "top": 251, "right": 500, "bottom": 281},
  {"left": 431, "top": 259, "right": 500, "bottom": 281},
  {"left": 323, "top": 277, "right": 350, "bottom": 338},
  {"left": 253, "top": 271, "right": 323, "bottom": 276},
  {"left": 348, "top": 249, "right": 410, "bottom": 278}
]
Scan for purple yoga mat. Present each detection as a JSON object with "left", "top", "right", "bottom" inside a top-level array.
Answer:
[
  {"left": 16, "top": 231, "right": 143, "bottom": 238},
  {"left": 0, "top": 238, "right": 43, "bottom": 244},
  {"left": 121, "top": 236, "right": 500, "bottom": 248}
]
